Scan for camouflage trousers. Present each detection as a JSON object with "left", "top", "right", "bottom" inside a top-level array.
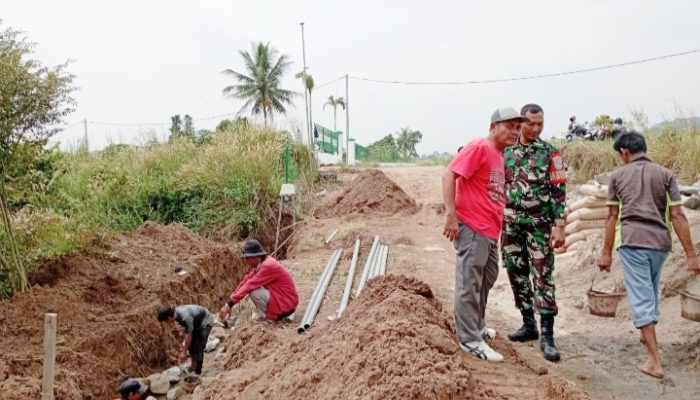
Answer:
[{"left": 501, "top": 214, "right": 558, "bottom": 316}]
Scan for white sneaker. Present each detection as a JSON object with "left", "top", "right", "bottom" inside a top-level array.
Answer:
[
  {"left": 481, "top": 327, "right": 497, "bottom": 341},
  {"left": 284, "top": 312, "right": 295, "bottom": 322},
  {"left": 460, "top": 340, "right": 504, "bottom": 362}
]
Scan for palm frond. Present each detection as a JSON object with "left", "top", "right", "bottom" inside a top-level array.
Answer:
[{"left": 223, "top": 41, "right": 296, "bottom": 120}]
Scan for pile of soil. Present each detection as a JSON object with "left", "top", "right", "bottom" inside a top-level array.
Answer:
[
  {"left": 195, "top": 275, "right": 496, "bottom": 400},
  {"left": 0, "top": 222, "right": 255, "bottom": 400},
  {"left": 316, "top": 169, "right": 418, "bottom": 218}
]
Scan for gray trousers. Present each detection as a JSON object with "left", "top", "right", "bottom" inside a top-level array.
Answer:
[
  {"left": 454, "top": 222, "right": 499, "bottom": 344},
  {"left": 250, "top": 287, "right": 270, "bottom": 316}
]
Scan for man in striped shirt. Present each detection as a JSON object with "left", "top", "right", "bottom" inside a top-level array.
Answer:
[{"left": 158, "top": 304, "right": 214, "bottom": 376}]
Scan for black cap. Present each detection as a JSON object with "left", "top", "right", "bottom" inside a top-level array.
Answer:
[
  {"left": 242, "top": 239, "right": 267, "bottom": 258},
  {"left": 119, "top": 379, "right": 147, "bottom": 397}
]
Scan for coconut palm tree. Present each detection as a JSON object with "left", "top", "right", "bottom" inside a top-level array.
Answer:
[
  {"left": 295, "top": 71, "right": 315, "bottom": 140},
  {"left": 323, "top": 96, "right": 346, "bottom": 131},
  {"left": 222, "top": 42, "right": 296, "bottom": 124}
]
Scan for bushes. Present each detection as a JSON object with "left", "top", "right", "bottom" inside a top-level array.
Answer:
[
  {"left": 1, "top": 124, "right": 310, "bottom": 295},
  {"left": 561, "top": 124, "right": 700, "bottom": 183}
]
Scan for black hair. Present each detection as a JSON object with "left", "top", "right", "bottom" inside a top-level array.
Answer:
[
  {"left": 457, "top": 146, "right": 464, "bottom": 153},
  {"left": 521, "top": 104, "right": 543, "bottom": 116},
  {"left": 157, "top": 306, "right": 175, "bottom": 322},
  {"left": 613, "top": 131, "right": 646, "bottom": 154}
]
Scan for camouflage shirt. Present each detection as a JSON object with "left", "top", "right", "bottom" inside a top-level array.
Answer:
[{"left": 503, "top": 138, "right": 566, "bottom": 222}]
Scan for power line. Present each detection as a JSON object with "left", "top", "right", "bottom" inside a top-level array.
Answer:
[
  {"left": 84, "top": 112, "right": 240, "bottom": 127},
  {"left": 349, "top": 48, "right": 700, "bottom": 85},
  {"left": 62, "top": 121, "right": 85, "bottom": 130},
  {"left": 315, "top": 75, "right": 346, "bottom": 89}
]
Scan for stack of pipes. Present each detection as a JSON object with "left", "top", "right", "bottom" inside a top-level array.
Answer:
[
  {"left": 298, "top": 235, "right": 391, "bottom": 333},
  {"left": 355, "top": 236, "right": 389, "bottom": 297},
  {"left": 298, "top": 248, "right": 343, "bottom": 333}
]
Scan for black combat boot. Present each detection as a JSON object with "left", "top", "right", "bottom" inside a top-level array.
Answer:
[
  {"left": 540, "top": 314, "right": 561, "bottom": 362},
  {"left": 508, "top": 309, "right": 539, "bottom": 342}
]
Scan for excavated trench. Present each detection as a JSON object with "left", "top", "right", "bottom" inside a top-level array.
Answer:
[{"left": 0, "top": 213, "right": 296, "bottom": 400}]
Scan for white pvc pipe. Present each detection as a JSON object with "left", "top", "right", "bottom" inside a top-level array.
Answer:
[
  {"left": 298, "top": 249, "right": 339, "bottom": 333},
  {"left": 304, "top": 248, "right": 343, "bottom": 330},
  {"left": 356, "top": 236, "right": 379, "bottom": 296},
  {"left": 337, "top": 239, "right": 361, "bottom": 318},
  {"left": 379, "top": 245, "right": 389, "bottom": 275}
]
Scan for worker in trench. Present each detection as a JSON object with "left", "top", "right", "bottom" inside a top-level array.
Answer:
[
  {"left": 501, "top": 104, "right": 566, "bottom": 362},
  {"left": 219, "top": 239, "right": 299, "bottom": 323},
  {"left": 598, "top": 131, "right": 700, "bottom": 379},
  {"left": 114, "top": 378, "right": 149, "bottom": 399},
  {"left": 157, "top": 304, "right": 214, "bottom": 376}
]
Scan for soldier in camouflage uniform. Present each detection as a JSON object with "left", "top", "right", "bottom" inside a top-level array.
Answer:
[{"left": 501, "top": 104, "right": 566, "bottom": 362}]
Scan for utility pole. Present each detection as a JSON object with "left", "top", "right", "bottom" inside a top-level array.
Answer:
[
  {"left": 300, "top": 23, "right": 312, "bottom": 151},
  {"left": 83, "top": 119, "right": 89, "bottom": 151},
  {"left": 345, "top": 74, "right": 350, "bottom": 165}
]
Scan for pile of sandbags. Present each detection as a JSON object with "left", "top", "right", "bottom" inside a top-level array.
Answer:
[
  {"left": 680, "top": 181, "right": 700, "bottom": 210},
  {"left": 556, "top": 183, "right": 609, "bottom": 256}
]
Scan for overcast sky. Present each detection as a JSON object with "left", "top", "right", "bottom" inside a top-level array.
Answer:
[{"left": 3, "top": 0, "right": 699, "bottom": 154}]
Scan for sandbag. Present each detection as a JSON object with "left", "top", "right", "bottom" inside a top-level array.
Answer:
[
  {"left": 556, "top": 250, "right": 578, "bottom": 260},
  {"left": 567, "top": 207, "right": 610, "bottom": 223},
  {"left": 564, "top": 231, "right": 588, "bottom": 247},
  {"left": 566, "top": 196, "right": 607, "bottom": 213},
  {"left": 579, "top": 183, "right": 608, "bottom": 199},
  {"left": 565, "top": 218, "right": 607, "bottom": 235},
  {"left": 554, "top": 246, "right": 567, "bottom": 254},
  {"left": 565, "top": 228, "right": 605, "bottom": 248},
  {"left": 566, "top": 240, "right": 587, "bottom": 252}
]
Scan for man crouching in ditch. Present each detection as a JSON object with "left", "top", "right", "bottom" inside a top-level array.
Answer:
[
  {"left": 157, "top": 304, "right": 214, "bottom": 376},
  {"left": 219, "top": 239, "right": 299, "bottom": 323},
  {"left": 598, "top": 131, "right": 700, "bottom": 379}
]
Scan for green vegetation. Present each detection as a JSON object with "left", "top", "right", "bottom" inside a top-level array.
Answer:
[
  {"left": 0, "top": 124, "right": 312, "bottom": 297},
  {"left": 1, "top": 22, "right": 76, "bottom": 292},
  {"left": 561, "top": 123, "right": 700, "bottom": 183},
  {"left": 222, "top": 42, "right": 297, "bottom": 124},
  {"left": 363, "top": 127, "right": 423, "bottom": 163}
]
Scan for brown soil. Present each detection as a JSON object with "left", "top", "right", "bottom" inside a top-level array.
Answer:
[
  {"left": 315, "top": 169, "right": 418, "bottom": 218},
  {"left": 0, "top": 222, "right": 255, "bottom": 400},
  {"left": 6, "top": 165, "right": 695, "bottom": 400},
  {"left": 197, "top": 275, "right": 496, "bottom": 400}
]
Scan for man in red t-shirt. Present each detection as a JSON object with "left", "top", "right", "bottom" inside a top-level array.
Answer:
[
  {"left": 442, "top": 107, "right": 527, "bottom": 362},
  {"left": 219, "top": 240, "right": 299, "bottom": 323}
]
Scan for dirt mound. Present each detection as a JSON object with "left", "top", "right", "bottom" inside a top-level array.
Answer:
[
  {"left": 316, "top": 169, "right": 418, "bottom": 218},
  {"left": 0, "top": 222, "right": 254, "bottom": 400},
  {"left": 196, "top": 275, "right": 496, "bottom": 400}
]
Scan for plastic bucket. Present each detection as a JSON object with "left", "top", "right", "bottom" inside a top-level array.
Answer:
[
  {"left": 680, "top": 290, "right": 700, "bottom": 322},
  {"left": 586, "top": 290, "right": 626, "bottom": 317}
]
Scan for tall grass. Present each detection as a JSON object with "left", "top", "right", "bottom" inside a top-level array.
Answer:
[
  {"left": 1, "top": 124, "right": 311, "bottom": 294},
  {"left": 561, "top": 124, "right": 700, "bottom": 183}
]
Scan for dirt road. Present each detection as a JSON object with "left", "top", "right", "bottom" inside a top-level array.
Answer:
[{"left": 373, "top": 166, "right": 699, "bottom": 400}]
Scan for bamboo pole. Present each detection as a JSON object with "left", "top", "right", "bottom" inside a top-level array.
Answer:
[{"left": 0, "top": 181, "right": 27, "bottom": 291}]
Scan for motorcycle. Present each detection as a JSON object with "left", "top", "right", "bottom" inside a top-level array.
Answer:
[{"left": 566, "top": 122, "right": 598, "bottom": 141}]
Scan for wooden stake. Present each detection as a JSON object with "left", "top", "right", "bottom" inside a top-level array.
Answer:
[{"left": 41, "top": 313, "right": 57, "bottom": 400}]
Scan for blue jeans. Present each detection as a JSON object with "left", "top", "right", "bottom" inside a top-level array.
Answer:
[{"left": 618, "top": 246, "right": 668, "bottom": 328}]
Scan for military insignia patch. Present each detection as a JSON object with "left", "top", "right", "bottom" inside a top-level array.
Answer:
[{"left": 549, "top": 150, "right": 566, "bottom": 184}]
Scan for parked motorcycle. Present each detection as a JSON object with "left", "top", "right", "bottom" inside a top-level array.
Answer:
[{"left": 566, "top": 119, "right": 598, "bottom": 141}]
